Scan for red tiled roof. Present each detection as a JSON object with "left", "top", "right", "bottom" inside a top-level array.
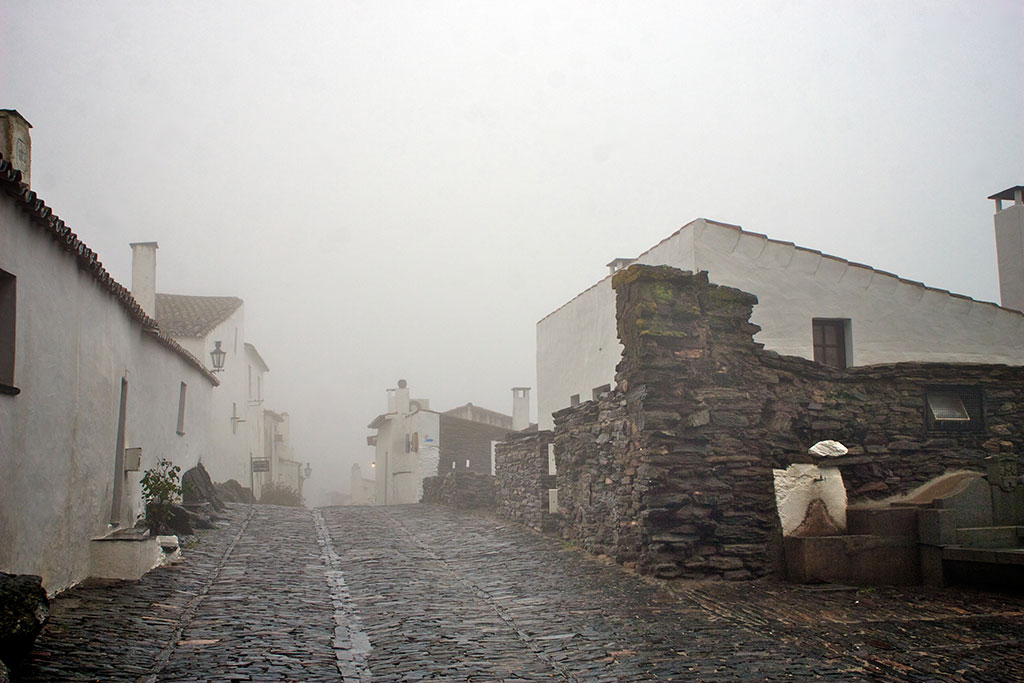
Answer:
[
  {"left": 0, "top": 153, "right": 218, "bottom": 385},
  {"left": 156, "top": 294, "right": 243, "bottom": 337}
]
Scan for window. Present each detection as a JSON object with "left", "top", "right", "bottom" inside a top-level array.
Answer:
[
  {"left": 176, "top": 382, "right": 187, "bottom": 435},
  {"left": 0, "top": 268, "right": 15, "bottom": 392},
  {"left": 570, "top": 394, "right": 580, "bottom": 406},
  {"left": 925, "top": 386, "right": 984, "bottom": 432},
  {"left": 813, "top": 319, "right": 850, "bottom": 369}
]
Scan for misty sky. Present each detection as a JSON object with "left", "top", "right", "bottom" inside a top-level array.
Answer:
[{"left": 2, "top": 1, "right": 1022, "bottom": 504}]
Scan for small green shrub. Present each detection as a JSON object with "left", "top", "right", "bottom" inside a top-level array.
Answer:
[
  {"left": 258, "top": 482, "right": 304, "bottom": 507},
  {"left": 140, "top": 458, "right": 182, "bottom": 535}
]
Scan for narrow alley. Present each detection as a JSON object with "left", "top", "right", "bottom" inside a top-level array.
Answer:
[{"left": 21, "top": 504, "right": 1024, "bottom": 682}]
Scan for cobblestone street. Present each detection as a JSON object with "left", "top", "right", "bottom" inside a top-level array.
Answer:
[{"left": 21, "top": 503, "right": 1024, "bottom": 682}]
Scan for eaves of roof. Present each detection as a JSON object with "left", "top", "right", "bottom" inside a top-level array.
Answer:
[
  {"left": 0, "top": 153, "right": 219, "bottom": 386},
  {"left": 244, "top": 342, "right": 270, "bottom": 372},
  {"left": 368, "top": 413, "right": 393, "bottom": 429},
  {"left": 442, "top": 402, "right": 512, "bottom": 420},
  {"left": 537, "top": 217, "right": 1024, "bottom": 324}
]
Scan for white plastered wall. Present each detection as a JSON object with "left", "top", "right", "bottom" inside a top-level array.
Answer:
[
  {"left": 0, "top": 200, "right": 214, "bottom": 593},
  {"left": 372, "top": 409, "right": 440, "bottom": 505},
  {"left": 537, "top": 218, "right": 1024, "bottom": 429},
  {"left": 184, "top": 308, "right": 250, "bottom": 487}
]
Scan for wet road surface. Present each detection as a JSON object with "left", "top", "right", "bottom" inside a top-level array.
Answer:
[{"left": 22, "top": 503, "right": 1024, "bottom": 681}]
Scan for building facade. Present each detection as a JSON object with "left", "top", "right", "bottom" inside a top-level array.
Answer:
[
  {"left": 0, "top": 115, "right": 218, "bottom": 592},
  {"left": 538, "top": 209, "right": 1024, "bottom": 429},
  {"left": 367, "top": 381, "right": 521, "bottom": 505}
]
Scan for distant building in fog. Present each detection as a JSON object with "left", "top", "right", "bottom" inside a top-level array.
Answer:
[{"left": 366, "top": 380, "right": 532, "bottom": 504}]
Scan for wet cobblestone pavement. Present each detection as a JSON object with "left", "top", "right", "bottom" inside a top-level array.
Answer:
[{"left": 21, "top": 503, "right": 1024, "bottom": 681}]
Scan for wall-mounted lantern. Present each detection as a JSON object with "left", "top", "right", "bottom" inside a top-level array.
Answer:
[
  {"left": 304, "top": 462, "right": 312, "bottom": 479},
  {"left": 210, "top": 341, "right": 227, "bottom": 372}
]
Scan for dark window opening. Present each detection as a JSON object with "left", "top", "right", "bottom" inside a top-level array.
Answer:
[
  {"left": 813, "top": 319, "right": 849, "bottom": 369},
  {"left": 925, "top": 386, "right": 984, "bottom": 432},
  {"left": 0, "top": 268, "right": 16, "bottom": 391}
]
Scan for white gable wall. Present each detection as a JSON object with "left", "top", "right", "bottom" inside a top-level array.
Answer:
[
  {"left": 372, "top": 409, "right": 440, "bottom": 505},
  {"left": 537, "top": 218, "right": 1024, "bottom": 430},
  {"left": 0, "top": 200, "right": 214, "bottom": 593}
]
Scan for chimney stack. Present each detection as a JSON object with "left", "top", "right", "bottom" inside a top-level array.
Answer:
[
  {"left": 512, "top": 387, "right": 530, "bottom": 431},
  {"left": 395, "top": 379, "right": 410, "bottom": 414},
  {"left": 991, "top": 186, "right": 1024, "bottom": 313},
  {"left": 129, "top": 242, "right": 159, "bottom": 320},
  {"left": 0, "top": 110, "right": 32, "bottom": 187}
]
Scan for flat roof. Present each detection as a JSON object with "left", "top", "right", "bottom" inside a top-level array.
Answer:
[{"left": 988, "top": 186, "right": 1024, "bottom": 201}]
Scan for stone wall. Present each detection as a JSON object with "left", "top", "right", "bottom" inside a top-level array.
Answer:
[
  {"left": 760, "top": 358, "right": 1024, "bottom": 500},
  {"left": 421, "top": 472, "right": 496, "bottom": 510},
  {"left": 494, "top": 431, "right": 555, "bottom": 532},
  {"left": 438, "top": 415, "right": 509, "bottom": 474},
  {"left": 538, "top": 265, "right": 1024, "bottom": 581}
]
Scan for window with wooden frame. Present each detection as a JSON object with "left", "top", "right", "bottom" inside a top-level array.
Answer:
[{"left": 812, "top": 319, "right": 849, "bottom": 369}]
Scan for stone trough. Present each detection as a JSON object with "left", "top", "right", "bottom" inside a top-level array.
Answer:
[{"left": 778, "top": 452, "right": 1024, "bottom": 587}]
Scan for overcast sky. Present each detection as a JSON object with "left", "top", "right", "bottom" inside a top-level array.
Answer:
[{"left": 3, "top": 1, "right": 1022, "bottom": 504}]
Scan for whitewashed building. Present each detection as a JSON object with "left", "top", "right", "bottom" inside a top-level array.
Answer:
[
  {"left": 129, "top": 246, "right": 274, "bottom": 495},
  {"left": 264, "top": 409, "right": 306, "bottom": 495},
  {"left": 538, "top": 201, "right": 1024, "bottom": 430},
  {"left": 0, "top": 110, "right": 218, "bottom": 593},
  {"left": 367, "top": 381, "right": 525, "bottom": 505}
]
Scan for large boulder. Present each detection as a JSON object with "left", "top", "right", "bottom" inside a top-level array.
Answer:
[
  {"left": 182, "top": 463, "right": 226, "bottom": 512},
  {"left": 0, "top": 573, "right": 48, "bottom": 671},
  {"left": 215, "top": 479, "right": 255, "bottom": 504}
]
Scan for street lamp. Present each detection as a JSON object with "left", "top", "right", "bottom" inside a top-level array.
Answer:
[{"left": 210, "top": 341, "right": 227, "bottom": 373}]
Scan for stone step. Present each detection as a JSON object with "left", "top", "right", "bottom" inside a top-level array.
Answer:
[{"left": 954, "top": 526, "right": 1024, "bottom": 549}]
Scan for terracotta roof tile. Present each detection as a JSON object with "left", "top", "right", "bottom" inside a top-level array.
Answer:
[
  {"left": 0, "top": 153, "right": 218, "bottom": 385},
  {"left": 155, "top": 294, "right": 242, "bottom": 337}
]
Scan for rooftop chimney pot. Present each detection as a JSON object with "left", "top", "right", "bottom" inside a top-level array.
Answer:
[
  {"left": 129, "top": 241, "right": 159, "bottom": 320},
  {"left": 512, "top": 387, "right": 530, "bottom": 431},
  {"left": 991, "top": 185, "right": 1024, "bottom": 313},
  {"left": 0, "top": 110, "right": 32, "bottom": 187}
]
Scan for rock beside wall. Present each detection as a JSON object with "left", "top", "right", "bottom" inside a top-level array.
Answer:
[
  {"left": 215, "top": 479, "right": 255, "bottom": 504},
  {"left": 0, "top": 573, "right": 48, "bottom": 673},
  {"left": 421, "top": 472, "right": 496, "bottom": 510},
  {"left": 182, "top": 463, "right": 226, "bottom": 512},
  {"left": 494, "top": 431, "right": 555, "bottom": 532}
]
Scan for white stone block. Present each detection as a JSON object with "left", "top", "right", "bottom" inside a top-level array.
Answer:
[{"left": 773, "top": 464, "right": 847, "bottom": 536}]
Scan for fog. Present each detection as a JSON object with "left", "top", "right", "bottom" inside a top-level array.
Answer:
[{"left": 3, "top": 1, "right": 1021, "bottom": 505}]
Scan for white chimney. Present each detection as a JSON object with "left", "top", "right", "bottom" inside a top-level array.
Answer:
[
  {"left": 130, "top": 242, "right": 159, "bottom": 320},
  {"left": 0, "top": 110, "right": 31, "bottom": 187},
  {"left": 512, "top": 387, "right": 530, "bottom": 431},
  {"left": 395, "top": 379, "right": 410, "bottom": 414},
  {"left": 991, "top": 186, "right": 1024, "bottom": 313}
]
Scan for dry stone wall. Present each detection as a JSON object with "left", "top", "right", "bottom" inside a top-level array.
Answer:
[
  {"left": 421, "top": 472, "right": 496, "bottom": 510},
  {"left": 546, "top": 265, "right": 1024, "bottom": 581},
  {"left": 494, "top": 431, "right": 555, "bottom": 531}
]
